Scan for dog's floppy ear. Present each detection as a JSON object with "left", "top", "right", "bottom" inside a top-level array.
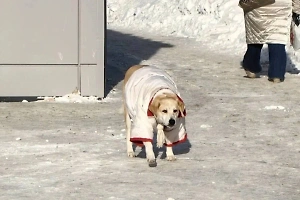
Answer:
[
  {"left": 148, "top": 97, "right": 160, "bottom": 116},
  {"left": 177, "top": 96, "right": 186, "bottom": 117}
]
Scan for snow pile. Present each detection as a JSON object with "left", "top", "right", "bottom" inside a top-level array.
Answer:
[
  {"left": 36, "top": 89, "right": 101, "bottom": 103},
  {"left": 107, "top": 0, "right": 300, "bottom": 70},
  {"left": 107, "top": 0, "right": 244, "bottom": 51},
  {"left": 25, "top": 88, "right": 121, "bottom": 103},
  {"left": 36, "top": 94, "right": 100, "bottom": 103}
]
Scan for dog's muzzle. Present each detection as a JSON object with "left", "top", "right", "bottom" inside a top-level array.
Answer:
[{"left": 163, "top": 119, "right": 176, "bottom": 131}]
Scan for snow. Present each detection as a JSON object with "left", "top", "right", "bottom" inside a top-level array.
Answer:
[
  {"left": 33, "top": 89, "right": 120, "bottom": 103},
  {"left": 34, "top": 89, "right": 102, "bottom": 103},
  {"left": 200, "top": 124, "right": 212, "bottom": 129},
  {"left": 264, "top": 105, "right": 285, "bottom": 110},
  {"left": 1, "top": 2, "right": 300, "bottom": 199},
  {"left": 2, "top": 14, "right": 300, "bottom": 200},
  {"left": 36, "top": 93, "right": 100, "bottom": 103},
  {"left": 107, "top": 0, "right": 300, "bottom": 71}
]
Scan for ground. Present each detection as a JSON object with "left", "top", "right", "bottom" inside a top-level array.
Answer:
[{"left": 1, "top": 28, "right": 300, "bottom": 200}]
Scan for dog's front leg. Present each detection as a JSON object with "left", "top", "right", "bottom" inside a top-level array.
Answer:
[
  {"left": 143, "top": 141, "right": 157, "bottom": 167},
  {"left": 166, "top": 146, "right": 176, "bottom": 161}
]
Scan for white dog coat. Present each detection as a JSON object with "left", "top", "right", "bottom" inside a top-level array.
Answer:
[{"left": 124, "top": 66, "right": 187, "bottom": 147}]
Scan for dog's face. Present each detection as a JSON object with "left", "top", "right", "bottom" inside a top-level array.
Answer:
[{"left": 149, "top": 93, "right": 185, "bottom": 128}]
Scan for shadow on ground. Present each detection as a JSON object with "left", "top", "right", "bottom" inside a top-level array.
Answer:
[
  {"left": 134, "top": 137, "right": 192, "bottom": 159},
  {"left": 105, "top": 29, "right": 174, "bottom": 96},
  {"left": 0, "top": 29, "right": 174, "bottom": 102}
]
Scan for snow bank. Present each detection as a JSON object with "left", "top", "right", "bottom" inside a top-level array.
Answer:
[
  {"left": 107, "top": 0, "right": 244, "bottom": 49},
  {"left": 107, "top": 0, "right": 300, "bottom": 71}
]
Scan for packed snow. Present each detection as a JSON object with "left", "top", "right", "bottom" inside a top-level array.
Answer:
[{"left": 107, "top": 0, "right": 300, "bottom": 71}]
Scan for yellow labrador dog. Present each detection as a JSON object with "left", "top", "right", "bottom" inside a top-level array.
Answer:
[{"left": 123, "top": 65, "right": 187, "bottom": 167}]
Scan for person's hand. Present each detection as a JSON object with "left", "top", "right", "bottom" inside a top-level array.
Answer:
[{"left": 292, "top": 12, "right": 300, "bottom": 26}]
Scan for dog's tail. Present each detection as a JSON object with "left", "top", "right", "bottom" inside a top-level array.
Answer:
[{"left": 156, "top": 124, "right": 165, "bottom": 148}]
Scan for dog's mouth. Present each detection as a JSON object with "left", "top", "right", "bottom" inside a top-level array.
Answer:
[
  {"left": 163, "top": 125, "right": 175, "bottom": 131},
  {"left": 156, "top": 118, "right": 176, "bottom": 131}
]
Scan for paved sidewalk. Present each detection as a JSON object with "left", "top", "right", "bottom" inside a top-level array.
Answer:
[{"left": 1, "top": 28, "right": 300, "bottom": 200}]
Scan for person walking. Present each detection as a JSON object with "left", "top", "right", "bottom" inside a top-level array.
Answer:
[{"left": 240, "top": 0, "right": 300, "bottom": 83}]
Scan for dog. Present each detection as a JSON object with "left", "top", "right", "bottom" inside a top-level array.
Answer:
[{"left": 123, "top": 65, "right": 187, "bottom": 167}]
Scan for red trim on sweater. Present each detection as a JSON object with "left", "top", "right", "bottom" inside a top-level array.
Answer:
[
  {"left": 177, "top": 96, "right": 187, "bottom": 117},
  {"left": 178, "top": 109, "right": 186, "bottom": 117},
  {"left": 147, "top": 97, "right": 154, "bottom": 116},
  {"left": 147, "top": 109, "right": 154, "bottom": 117},
  {"left": 177, "top": 96, "right": 184, "bottom": 102},
  {"left": 164, "top": 133, "right": 187, "bottom": 147},
  {"left": 130, "top": 138, "right": 153, "bottom": 147}
]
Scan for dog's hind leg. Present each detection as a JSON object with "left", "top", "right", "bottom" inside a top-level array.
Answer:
[
  {"left": 166, "top": 146, "right": 176, "bottom": 161},
  {"left": 125, "top": 110, "right": 135, "bottom": 158},
  {"left": 143, "top": 141, "right": 157, "bottom": 167}
]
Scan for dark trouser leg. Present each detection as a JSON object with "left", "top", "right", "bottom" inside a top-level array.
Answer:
[
  {"left": 268, "top": 44, "right": 287, "bottom": 80},
  {"left": 242, "top": 44, "right": 263, "bottom": 73}
]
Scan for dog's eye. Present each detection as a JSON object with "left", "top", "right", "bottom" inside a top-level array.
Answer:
[
  {"left": 173, "top": 109, "right": 178, "bottom": 113},
  {"left": 162, "top": 110, "right": 168, "bottom": 113}
]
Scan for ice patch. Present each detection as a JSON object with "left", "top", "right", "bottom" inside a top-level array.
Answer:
[
  {"left": 264, "top": 106, "right": 285, "bottom": 110},
  {"left": 200, "top": 124, "right": 212, "bottom": 128}
]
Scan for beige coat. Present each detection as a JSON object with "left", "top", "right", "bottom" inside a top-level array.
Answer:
[{"left": 243, "top": 0, "right": 300, "bottom": 44}]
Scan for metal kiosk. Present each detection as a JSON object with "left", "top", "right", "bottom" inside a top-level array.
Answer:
[{"left": 0, "top": 0, "right": 105, "bottom": 99}]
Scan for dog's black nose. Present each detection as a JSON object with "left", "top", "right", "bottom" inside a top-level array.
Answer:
[{"left": 169, "top": 119, "right": 175, "bottom": 126}]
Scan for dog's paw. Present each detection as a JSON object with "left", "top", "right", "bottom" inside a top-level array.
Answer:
[
  {"left": 127, "top": 152, "right": 136, "bottom": 158},
  {"left": 166, "top": 155, "right": 177, "bottom": 161},
  {"left": 156, "top": 143, "right": 164, "bottom": 148},
  {"left": 147, "top": 159, "right": 157, "bottom": 167}
]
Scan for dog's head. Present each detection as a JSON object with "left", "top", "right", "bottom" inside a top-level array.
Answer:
[{"left": 149, "top": 93, "right": 185, "bottom": 129}]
